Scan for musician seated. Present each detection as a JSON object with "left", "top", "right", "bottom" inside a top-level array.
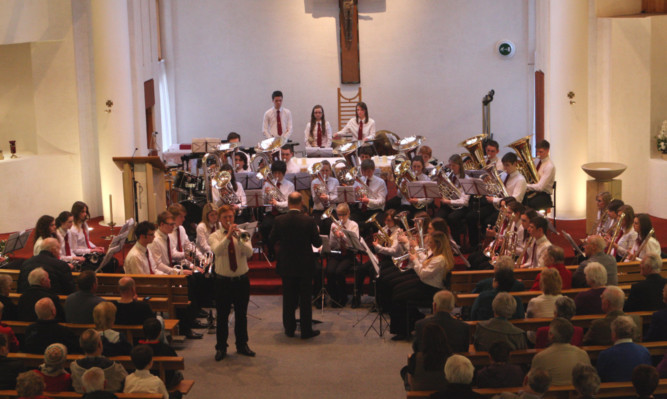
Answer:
[
  {"left": 55, "top": 211, "right": 85, "bottom": 264},
  {"left": 351, "top": 159, "right": 387, "bottom": 239},
  {"left": 606, "top": 203, "right": 636, "bottom": 261},
  {"left": 626, "top": 213, "right": 662, "bottom": 262},
  {"left": 592, "top": 191, "right": 614, "bottom": 235},
  {"left": 211, "top": 164, "right": 249, "bottom": 223},
  {"left": 70, "top": 201, "right": 105, "bottom": 255},
  {"left": 485, "top": 153, "right": 527, "bottom": 208},
  {"left": 259, "top": 160, "right": 294, "bottom": 261},
  {"left": 518, "top": 216, "right": 551, "bottom": 269},
  {"left": 196, "top": 203, "right": 220, "bottom": 255},
  {"left": 417, "top": 145, "right": 435, "bottom": 170},
  {"left": 467, "top": 197, "right": 515, "bottom": 270},
  {"left": 133, "top": 216, "right": 191, "bottom": 276},
  {"left": 323, "top": 203, "right": 359, "bottom": 308},
  {"left": 33, "top": 215, "right": 57, "bottom": 256},
  {"left": 281, "top": 145, "right": 300, "bottom": 174},
  {"left": 483, "top": 139, "right": 503, "bottom": 171},
  {"left": 310, "top": 160, "right": 338, "bottom": 235},
  {"left": 397, "top": 156, "right": 431, "bottom": 217},
  {"left": 234, "top": 151, "right": 248, "bottom": 174},
  {"left": 523, "top": 140, "right": 555, "bottom": 211},
  {"left": 434, "top": 155, "right": 469, "bottom": 245}
]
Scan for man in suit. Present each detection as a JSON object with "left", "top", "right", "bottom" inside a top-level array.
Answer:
[
  {"left": 413, "top": 290, "right": 469, "bottom": 353},
  {"left": 23, "top": 297, "right": 79, "bottom": 354},
  {"left": 18, "top": 267, "right": 65, "bottom": 322},
  {"left": 624, "top": 253, "right": 666, "bottom": 312},
  {"left": 18, "top": 238, "right": 75, "bottom": 294},
  {"left": 596, "top": 316, "right": 651, "bottom": 382},
  {"left": 270, "top": 192, "right": 322, "bottom": 339},
  {"left": 583, "top": 286, "right": 642, "bottom": 345},
  {"left": 572, "top": 235, "right": 618, "bottom": 287}
]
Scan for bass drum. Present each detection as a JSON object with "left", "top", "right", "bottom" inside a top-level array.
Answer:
[{"left": 180, "top": 199, "right": 205, "bottom": 240}]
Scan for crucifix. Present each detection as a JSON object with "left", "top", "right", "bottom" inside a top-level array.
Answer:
[{"left": 339, "top": 0, "right": 360, "bottom": 84}]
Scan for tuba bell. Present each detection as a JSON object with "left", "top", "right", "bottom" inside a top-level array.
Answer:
[
  {"left": 211, "top": 170, "right": 240, "bottom": 205},
  {"left": 459, "top": 134, "right": 488, "bottom": 170},
  {"left": 507, "top": 136, "right": 539, "bottom": 184},
  {"left": 482, "top": 163, "right": 510, "bottom": 198}
]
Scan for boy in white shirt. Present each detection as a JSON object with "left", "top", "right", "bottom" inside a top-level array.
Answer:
[{"left": 124, "top": 345, "right": 169, "bottom": 399}]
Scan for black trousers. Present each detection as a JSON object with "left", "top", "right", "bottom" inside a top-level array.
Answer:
[
  {"left": 214, "top": 274, "right": 249, "bottom": 350},
  {"left": 389, "top": 274, "right": 438, "bottom": 336},
  {"left": 523, "top": 191, "right": 553, "bottom": 211},
  {"left": 326, "top": 254, "right": 354, "bottom": 304},
  {"left": 282, "top": 274, "right": 314, "bottom": 334}
]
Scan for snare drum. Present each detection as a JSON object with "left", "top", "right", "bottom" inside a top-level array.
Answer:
[{"left": 173, "top": 171, "right": 193, "bottom": 194}]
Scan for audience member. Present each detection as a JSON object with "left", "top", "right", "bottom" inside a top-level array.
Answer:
[
  {"left": 473, "top": 256, "right": 526, "bottom": 293},
  {"left": 491, "top": 368, "right": 551, "bottom": 399},
  {"left": 0, "top": 302, "right": 19, "bottom": 351},
  {"left": 476, "top": 341, "right": 525, "bottom": 389},
  {"left": 18, "top": 237, "right": 75, "bottom": 294},
  {"left": 124, "top": 345, "right": 169, "bottom": 399},
  {"left": 429, "top": 355, "right": 485, "bottom": 399},
  {"left": 530, "top": 245, "right": 572, "bottom": 290},
  {"left": 530, "top": 318, "right": 591, "bottom": 385},
  {"left": 33, "top": 343, "right": 72, "bottom": 392},
  {"left": 633, "top": 364, "right": 659, "bottom": 399},
  {"left": 572, "top": 235, "right": 618, "bottom": 287},
  {"left": 624, "top": 253, "right": 666, "bottom": 312},
  {"left": 571, "top": 364, "right": 600, "bottom": 399},
  {"left": 596, "top": 316, "right": 651, "bottom": 382},
  {"left": 574, "top": 262, "right": 607, "bottom": 315},
  {"left": 18, "top": 267, "right": 64, "bottom": 322},
  {"left": 526, "top": 268, "right": 563, "bottom": 318},
  {"left": 413, "top": 290, "right": 470, "bottom": 353},
  {"left": 112, "top": 277, "right": 155, "bottom": 326},
  {"left": 404, "top": 324, "right": 451, "bottom": 391},
  {"left": 583, "top": 286, "right": 642, "bottom": 346},
  {"left": 80, "top": 367, "right": 118, "bottom": 399},
  {"left": 535, "top": 296, "right": 584, "bottom": 348},
  {"left": 137, "top": 317, "right": 182, "bottom": 389},
  {"left": 645, "top": 284, "right": 667, "bottom": 342},
  {"left": 70, "top": 329, "right": 128, "bottom": 393},
  {"left": 0, "top": 274, "right": 18, "bottom": 321},
  {"left": 23, "top": 297, "right": 79, "bottom": 354},
  {"left": 65, "top": 270, "right": 105, "bottom": 324},
  {"left": 471, "top": 267, "right": 525, "bottom": 321},
  {"left": 474, "top": 293, "right": 528, "bottom": 351},
  {"left": 15, "top": 371, "right": 48, "bottom": 399},
  {"left": 0, "top": 333, "right": 25, "bottom": 389},
  {"left": 94, "top": 302, "right": 132, "bottom": 357}
]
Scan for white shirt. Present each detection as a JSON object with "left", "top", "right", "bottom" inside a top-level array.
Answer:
[
  {"left": 337, "top": 117, "right": 376, "bottom": 141},
  {"left": 494, "top": 170, "right": 527, "bottom": 205},
  {"left": 311, "top": 176, "right": 339, "bottom": 211},
  {"left": 446, "top": 172, "right": 470, "bottom": 207},
  {"left": 527, "top": 156, "right": 555, "bottom": 194},
  {"left": 521, "top": 235, "right": 551, "bottom": 269},
  {"left": 124, "top": 370, "right": 169, "bottom": 399},
  {"left": 56, "top": 228, "right": 77, "bottom": 262},
  {"left": 515, "top": 224, "right": 531, "bottom": 254},
  {"left": 263, "top": 107, "right": 293, "bottom": 139},
  {"left": 196, "top": 221, "right": 220, "bottom": 254},
  {"left": 124, "top": 242, "right": 171, "bottom": 275},
  {"left": 208, "top": 228, "right": 253, "bottom": 277},
  {"left": 485, "top": 156, "right": 504, "bottom": 172},
  {"left": 33, "top": 236, "right": 46, "bottom": 256},
  {"left": 329, "top": 219, "right": 359, "bottom": 251},
  {"left": 373, "top": 226, "right": 404, "bottom": 257},
  {"left": 70, "top": 222, "right": 97, "bottom": 254},
  {"left": 146, "top": 231, "right": 181, "bottom": 274},
  {"left": 612, "top": 227, "right": 637, "bottom": 257},
  {"left": 169, "top": 225, "right": 202, "bottom": 262},
  {"left": 263, "top": 178, "right": 295, "bottom": 212},
  {"left": 413, "top": 254, "right": 449, "bottom": 289},
  {"left": 630, "top": 236, "right": 661, "bottom": 261},
  {"left": 305, "top": 121, "right": 333, "bottom": 148},
  {"left": 398, "top": 172, "right": 432, "bottom": 207},
  {"left": 285, "top": 158, "right": 301, "bottom": 174},
  {"left": 354, "top": 175, "right": 387, "bottom": 211}
]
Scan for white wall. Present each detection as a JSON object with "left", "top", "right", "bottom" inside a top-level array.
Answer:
[{"left": 165, "top": 0, "right": 534, "bottom": 159}]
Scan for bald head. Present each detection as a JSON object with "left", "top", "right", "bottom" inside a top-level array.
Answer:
[
  {"left": 118, "top": 277, "right": 135, "bottom": 295},
  {"left": 42, "top": 237, "right": 60, "bottom": 257},
  {"left": 287, "top": 192, "right": 302, "bottom": 209},
  {"left": 35, "top": 297, "right": 56, "bottom": 320}
]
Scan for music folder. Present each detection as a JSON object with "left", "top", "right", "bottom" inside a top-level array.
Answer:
[
  {"left": 238, "top": 221, "right": 258, "bottom": 236},
  {"left": 245, "top": 190, "right": 264, "bottom": 208},
  {"left": 336, "top": 186, "right": 356, "bottom": 203},
  {"left": 407, "top": 181, "right": 440, "bottom": 199},
  {"left": 3, "top": 229, "right": 33, "bottom": 254},
  {"left": 97, "top": 244, "right": 123, "bottom": 273},
  {"left": 306, "top": 147, "right": 334, "bottom": 158},
  {"left": 459, "top": 178, "right": 492, "bottom": 196},
  {"left": 314, "top": 235, "right": 330, "bottom": 254}
]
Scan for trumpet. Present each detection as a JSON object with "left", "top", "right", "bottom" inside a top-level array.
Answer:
[
  {"left": 606, "top": 212, "right": 626, "bottom": 254},
  {"left": 233, "top": 229, "right": 251, "bottom": 243}
]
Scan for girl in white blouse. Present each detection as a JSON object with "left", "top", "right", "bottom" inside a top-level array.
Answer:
[
  {"left": 196, "top": 203, "right": 220, "bottom": 254},
  {"left": 304, "top": 105, "right": 333, "bottom": 148},
  {"left": 70, "top": 201, "right": 105, "bottom": 255},
  {"left": 607, "top": 204, "right": 637, "bottom": 260},
  {"left": 33, "top": 215, "right": 57, "bottom": 255},
  {"left": 526, "top": 268, "right": 563, "bottom": 318},
  {"left": 626, "top": 213, "right": 661, "bottom": 261},
  {"left": 334, "top": 102, "right": 376, "bottom": 142}
]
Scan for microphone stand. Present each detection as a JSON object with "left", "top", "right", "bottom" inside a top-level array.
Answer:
[{"left": 130, "top": 148, "right": 139, "bottom": 223}]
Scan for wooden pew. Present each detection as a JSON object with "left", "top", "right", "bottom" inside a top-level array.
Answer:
[
  {"left": 456, "top": 285, "right": 632, "bottom": 308},
  {"left": 7, "top": 293, "right": 169, "bottom": 314},
  {"left": 3, "top": 319, "right": 179, "bottom": 343},
  {"left": 407, "top": 378, "right": 667, "bottom": 398},
  {"left": 0, "top": 392, "right": 163, "bottom": 399}
]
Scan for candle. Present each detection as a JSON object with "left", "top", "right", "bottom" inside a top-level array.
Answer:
[{"left": 109, "top": 194, "right": 113, "bottom": 225}]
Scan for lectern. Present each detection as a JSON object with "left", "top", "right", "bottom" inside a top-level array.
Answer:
[{"left": 113, "top": 156, "right": 166, "bottom": 224}]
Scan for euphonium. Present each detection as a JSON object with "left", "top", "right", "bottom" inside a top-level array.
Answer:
[
  {"left": 429, "top": 165, "right": 463, "bottom": 210},
  {"left": 507, "top": 135, "right": 539, "bottom": 184},
  {"left": 211, "top": 170, "right": 240, "bottom": 205},
  {"left": 483, "top": 163, "right": 510, "bottom": 198},
  {"left": 394, "top": 160, "right": 425, "bottom": 209},
  {"left": 458, "top": 134, "right": 488, "bottom": 170},
  {"left": 606, "top": 212, "right": 626, "bottom": 254},
  {"left": 366, "top": 213, "right": 392, "bottom": 247},
  {"left": 202, "top": 152, "right": 223, "bottom": 202},
  {"left": 309, "top": 162, "right": 330, "bottom": 207},
  {"left": 256, "top": 165, "right": 286, "bottom": 203}
]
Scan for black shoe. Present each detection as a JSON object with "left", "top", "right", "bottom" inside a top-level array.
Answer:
[
  {"left": 285, "top": 330, "right": 295, "bottom": 338},
  {"left": 351, "top": 296, "right": 361, "bottom": 309},
  {"left": 301, "top": 330, "right": 320, "bottom": 339},
  {"left": 237, "top": 344, "right": 256, "bottom": 357},
  {"left": 185, "top": 330, "right": 203, "bottom": 339},
  {"left": 391, "top": 334, "right": 407, "bottom": 341},
  {"left": 191, "top": 320, "right": 208, "bottom": 329},
  {"left": 214, "top": 349, "right": 226, "bottom": 361}
]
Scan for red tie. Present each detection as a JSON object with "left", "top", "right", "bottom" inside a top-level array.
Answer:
[
  {"left": 276, "top": 110, "right": 283, "bottom": 136},
  {"left": 536, "top": 160, "right": 542, "bottom": 172},
  {"left": 166, "top": 235, "right": 173, "bottom": 265},
  {"left": 176, "top": 231, "right": 182, "bottom": 252},
  {"left": 358, "top": 121, "right": 363, "bottom": 140},
  {"left": 503, "top": 173, "right": 509, "bottom": 185},
  {"left": 228, "top": 233, "right": 238, "bottom": 272},
  {"left": 531, "top": 241, "right": 538, "bottom": 266},
  {"left": 317, "top": 122, "right": 322, "bottom": 147},
  {"left": 83, "top": 226, "right": 92, "bottom": 249},
  {"left": 612, "top": 229, "right": 623, "bottom": 256},
  {"left": 64, "top": 233, "right": 71, "bottom": 256},
  {"left": 146, "top": 250, "right": 154, "bottom": 274}
]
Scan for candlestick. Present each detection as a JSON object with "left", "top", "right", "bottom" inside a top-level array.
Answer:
[{"left": 109, "top": 194, "right": 114, "bottom": 225}]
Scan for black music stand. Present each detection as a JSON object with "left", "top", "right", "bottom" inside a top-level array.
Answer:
[
  {"left": 351, "top": 240, "right": 389, "bottom": 337},
  {"left": 460, "top": 177, "right": 493, "bottom": 248},
  {"left": 97, "top": 243, "right": 124, "bottom": 273},
  {"left": 312, "top": 236, "right": 344, "bottom": 312},
  {"left": 1, "top": 229, "right": 32, "bottom": 266},
  {"left": 336, "top": 186, "right": 356, "bottom": 203}
]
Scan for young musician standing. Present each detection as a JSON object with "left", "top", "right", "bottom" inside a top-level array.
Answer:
[
  {"left": 334, "top": 102, "right": 376, "bottom": 141},
  {"left": 304, "top": 105, "right": 332, "bottom": 148},
  {"left": 262, "top": 90, "right": 292, "bottom": 140}
]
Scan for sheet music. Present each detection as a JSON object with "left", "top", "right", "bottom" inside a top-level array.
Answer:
[
  {"left": 97, "top": 244, "right": 122, "bottom": 273},
  {"left": 407, "top": 181, "right": 440, "bottom": 199},
  {"left": 4, "top": 229, "right": 33, "bottom": 254},
  {"left": 561, "top": 230, "right": 585, "bottom": 257}
]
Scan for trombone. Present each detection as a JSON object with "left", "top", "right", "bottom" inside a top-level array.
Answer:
[{"left": 605, "top": 212, "right": 626, "bottom": 254}]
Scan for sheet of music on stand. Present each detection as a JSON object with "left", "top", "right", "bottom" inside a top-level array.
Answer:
[
  {"left": 459, "top": 178, "right": 493, "bottom": 196},
  {"left": 336, "top": 186, "right": 356, "bottom": 203},
  {"left": 237, "top": 172, "right": 263, "bottom": 190},
  {"left": 407, "top": 181, "right": 440, "bottom": 199},
  {"left": 286, "top": 173, "right": 311, "bottom": 191},
  {"left": 237, "top": 221, "right": 258, "bottom": 236},
  {"left": 245, "top": 190, "right": 264, "bottom": 208},
  {"left": 3, "top": 229, "right": 33, "bottom": 255}
]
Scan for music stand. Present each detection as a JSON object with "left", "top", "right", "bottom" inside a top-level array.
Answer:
[
  {"left": 561, "top": 230, "right": 586, "bottom": 258},
  {"left": 97, "top": 244, "right": 123, "bottom": 273},
  {"left": 2, "top": 229, "right": 32, "bottom": 255},
  {"left": 288, "top": 173, "right": 311, "bottom": 191},
  {"left": 245, "top": 190, "right": 264, "bottom": 208},
  {"left": 312, "top": 235, "right": 344, "bottom": 313},
  {"left": 336, "top": 186, "right": 356, "bottom": 203},
  {"left": 460, "top": 177, "right": 493, "bottom": 247},
  {"left": 118, "top": 218, "right": 135, "bottom": 236},
  {"left": 407, "top": 181, "right": 440, "bottom": 200}
]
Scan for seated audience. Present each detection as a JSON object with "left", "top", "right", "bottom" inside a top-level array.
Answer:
[
  {"left": 124, "top": 345, "right": 169, "bottom": 399},
  {"left": 23, "top": 297, "right": 79, "bottom": 354},
  {"left": 471, "top": 267, "right": 525, "bottom": 321},
  {"left": 571, "top": 364, "right": 601, "bottom": 399},
  {"left": 429, "top": 354, "right": 485, "bottom": 399},
  {"left": 645, "top": 283, "right": 667, "bottom": 342},
  {"left": 65, "top": 270, "right": 105, "bottom": 324},
  {"left": 473, "top": 256, "right": 526, "bottom": 294},
  {"left": 572, "top": 235, "right": 618, "bottom": 287},
  {"left": 526, "top": 268, "right": 562, "bottom": 318},
  {"left": 94, "top": 302, "right": 132, "bottom": 357},
  {"left": 80, "top": 367, "right": 118, "bottom": 399},
  {"left": 19, "top": 237, "right": 75, "bottom": 294},
  {"left": 596, "top": 316, "right": 651, "bottom": 382},
  {"left": 18, "top": 267, "right": 65, "bottom": 322},
  {"left": 624, "top": 253, "right": 666, "bottom": 312},
  {"left": 633, "top": 364, "right": 659, "bottom": 399},
  {"left": 0, "top": 275, "right": 18, "bottom": 321},
  {"left": 535, "top": 296, "right": 584, "bottom": 348},
  {"left": 574, "top": 262, "right": 607, "bottom": 315},
  {"left": 474, "top": 293, "right": 528, "bottom": 351},
  {"left": 70, "top": 329, "right": 128, "bottom": 393},
  {"left": 15, "top": 371, "right": 48, "bottom": 399},
  {"left": 530, "top": 318, "right": 591, "bottom": 385},
  {"left": 530, "top": 245, "right": 572, "bottom": 290},
  {"left": 0, "top": 333, "right": 24, "bottom": 389},
  {"left": 404, "top": 324, "right": 451, "bottom": 392},
  {"left": 112, "top": 277, "right": 155, "bottom": 326},
  {"left": 491, "top": 368, "right": 551, "bottom": 399},
  {"left": 33, "top": 343, "right": 72, "bottom": 392},
  {"left": 413, "top": 290, "right": 470, "bottom": 353},
  {"left": 0, "top": 303, "right": 19, "bottom": 351},
  {"left": 138, "top": 317, "right": 182, "bottom": 389},
  {"left": 476, "top": 341, "right": 525, "bottom": 389},
  {"left": 583, "top": 286, "right": 642, "bottom": 346}
]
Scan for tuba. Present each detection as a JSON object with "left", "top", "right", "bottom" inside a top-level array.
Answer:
[
  {"left": 333, "top": 140, "right": 361, "bottom": 168},
  {"left": 459, "top": 134, "right": 488, "bottom": 170},
  {"left": 429, "top": 165, "right": 463, "bottom": 210},
  {"left": 366, "top": 213, "right": 392, "bottom": 247},
  {"left": 211, "top": 170, "right": 240, "bottom": 205},
  {"left": 507, "top": 136, "right": 539, "bottom": 184},
  {"left": 392, "top": 135, "right": 424, "bottom": 160},
  {"left": 394, "top": 160, "right": 425, "bottom": 209}
]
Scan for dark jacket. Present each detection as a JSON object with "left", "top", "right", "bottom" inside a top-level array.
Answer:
[
  {"left": 0, "top": 295, "right": 18, "bottom": 321},
  {"left": 430, "top": 383, "right": 485, "bottom": 399},
  {"left": 583, "top": 310, "right": 642, "bottom": 346},
  {"left": 0, "top": 355, "right": 25, "bottom": 389},
  {"left": 17, "top": 285, "right": 65, "bottom": 322},
  {"left": 572, "top": 252, "right": 618, "bottom": 288},
  {"left": 646, "top": 308, "right": 667, "bottom": 342},
  {"left": 18, "top": 250, "right": 75, "bottom": 294},
  {"left": 413, "top": 312, "right": 470, "bottom": 353},
  {"left": 112, "top": 300, "right": 155, "bottom": 326},
  {"left": 476, "top": 362, "right": 525, "bottom": 388},
  {"left": 624, "top": 273, "right": 667, "bottom": 312},
  {"left": 64, "top": 291, "right": 105, "bottom": 324},
  {"left": 270, "top": 210, "right": 322, "bottom": 277},
  {"left": 23, "top": 319, "right": 80, "bottom": 354}
]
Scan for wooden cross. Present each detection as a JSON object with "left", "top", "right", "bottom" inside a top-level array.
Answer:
[{"left": 339, "top": 0, "right": 360, "bottom": 83}]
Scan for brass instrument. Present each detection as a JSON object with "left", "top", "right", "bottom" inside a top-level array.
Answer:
[
  {"left": 606, "top": 212, "right": 626, "bottom": 254},
  {"left": 394, "top": 160, "right": 425, "bottom": 209},
  {"left": 322, "top": 207, "right": 346, "bottom": 242},
  {"left": 309, "top": 162, "right": 330, "bottom": 207},
  {"left": 256, "top": 165, "right": 287, "bottom": 203},
  {"left": 414, "top": 217, "right": 426, "bottom": 250},
  {"left": 254, "top": 137, "right": 285, "bottom": 164},
  {"left": 507, "top": 136, "right": 539, "bottom": 184},
  {"left": 594, "top": 210, "right": 611, "bottom": 236},
  {"left": 392, "top": 135, "right": 424, "bottom": 160},
  {"left": 499, "top": 228, "right": 518, "bottom": 258},
  {"left": 333, "top": 140, "right": 361, "bottom": 168},
  {"left": 483, "top": 163, "right": 510, "bottom": 198},
  {"left": 459, "top": 134, "right": 488, "bottom": 170},
  {"left": 392, "top": 252, "right": 412, "bottom": 271},
  {"left": 215, "top": 142, "right": 240, "bottom": 165},
  {"left": 622, "top": 228, "right": 655, "bottom": 262},
  {"left": 429, "top": 165, "right": 463, "bottom": 210},
  {"left": 366, "top": 213, "right": 392, "bottom": 247},
  {"left": 233, "top": 229, "right": 251, "bottom": 243},
  {"left": 211, "top": 170, "right": 240, "bottom": 205},
  {"left": 483, "top": 211, "right": 508, "bottom": 258},
  {"left": 515, "top": 236, "right": 535, "bottom": 268},
  {"left": 202, "top": 152, "right": 223, "bottom": 203}
]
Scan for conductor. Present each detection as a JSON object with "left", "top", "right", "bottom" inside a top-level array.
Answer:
[{"left": 270, "top": 192, "right": 323, "bottom": 339}]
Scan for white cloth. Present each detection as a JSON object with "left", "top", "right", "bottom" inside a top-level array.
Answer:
[
  {"left": 304, "top": 121, "right": 333, "bottom": 148},
  {"left": 413, "top": 254, "right": 449, "bottom": 289},
  {"left": 527, "top": 156, "right": 555, "bottom": 194},
  {"left": 311, "top": 176, "right": 339, "bottom": 211},
  {"left": 521, "top": 235, "right": 551, "bottom": 269},
  {"left": 329, "top": 219, "right": 359, "bottom": 251},
  {"left": 124, "top": 242, "right": 171, "bottom": 275},
  {"left": 262, "top": 106, "right": 293, "bottom": 139},
  {"left": 70, "top": 222, "right": 97, "bottom": 254},
  {"left": 526, "top": 294, "right": 563, "bottom": 318},
  {"left": 263, "top": 178, "right": 295, "bottom": 212},
  {"left": 285, "top": 158, "right": 301, "bottom": 174},
  {"left": 208, "top": 228, "right": 253, "bottom": 277},
  {"left": 146, "top": 231, "right": 181, "bottom": 274},
  {"left": 337, "top": 117, "right": 376, "bottom": 141},
  {"left": 56, "top": 228, "right": 77, "bottom": 262},
  {"left": 124, "top": 370, "right": 169, "bottom": 399},
  {"left": 354, "top": 175, "right": 387, "bottom": 211},
  {"left": 196, "top": 222, "right": 220, "bottom": 254},
  {"left": 494, "top": 170, "right": 527, "bottom": 205}
]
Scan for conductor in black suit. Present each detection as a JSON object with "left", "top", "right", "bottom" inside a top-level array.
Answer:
[{"left": 270, "top": 192, "right": 323, "bottom": 339}]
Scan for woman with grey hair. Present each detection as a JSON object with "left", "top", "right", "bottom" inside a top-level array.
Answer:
[
  {"left": 574, "top": 262, "right": 607, "bottom": 315},
  {"left": 535, "top": 296, "right": 584, "bottom": 348},
  {"left": 473, "top": 293, "right": 528, "bottom": 351},
  {"left": 430, "top": 355, "right": 485, "bottom": 399}
]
